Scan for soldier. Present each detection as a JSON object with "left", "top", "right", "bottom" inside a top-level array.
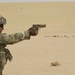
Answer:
[{"left": 0, "top": 15, "right": 39, "bottom": 75}]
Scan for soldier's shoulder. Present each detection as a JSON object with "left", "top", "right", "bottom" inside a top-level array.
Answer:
[{"left": 0, "top": 33, "right": 6, "bottom": 35}]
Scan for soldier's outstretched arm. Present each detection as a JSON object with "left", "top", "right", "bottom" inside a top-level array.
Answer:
[
  {"left": 1, "top": 27, "right": 38, "bottom": 44},
  {"left": 1, "top": 30, "right": 30, "bottom": 44},
  {"left": 0, "top": 24, "right": 46, "bottom": 44}
]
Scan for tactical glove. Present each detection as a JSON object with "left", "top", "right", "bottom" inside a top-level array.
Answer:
[{"left": 28, "top": 26, "right": 39, "bottom": 36}]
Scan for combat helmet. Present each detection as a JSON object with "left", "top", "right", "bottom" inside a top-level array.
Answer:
[{"left": 0, "top": 15, "right": 6, "bottom": 25}]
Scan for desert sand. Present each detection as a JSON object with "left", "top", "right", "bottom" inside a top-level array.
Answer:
[{"left": 0, "top": 2, "right": 75, "bottom": 75}]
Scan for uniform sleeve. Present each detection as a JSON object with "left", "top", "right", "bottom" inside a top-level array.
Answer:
[{"left": 2, "top": 30, "right": 30, "bottom": 45}]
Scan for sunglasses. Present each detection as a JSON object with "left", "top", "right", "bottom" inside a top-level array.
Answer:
[{"left": 0, "top": 24, "right": 4, "bottom": 28}]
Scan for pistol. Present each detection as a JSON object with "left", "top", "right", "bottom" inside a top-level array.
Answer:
[{"left": 33, "top": 24, "right": 46, "bottom": 29}]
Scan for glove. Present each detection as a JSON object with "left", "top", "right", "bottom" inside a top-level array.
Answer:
[{"left": 28, "top": 26, "right": 39, "bottom": 36}]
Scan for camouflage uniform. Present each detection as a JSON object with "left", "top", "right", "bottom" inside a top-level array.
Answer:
[
  {"left": 0, "top": 31, "right": 30, "bottom": 75},
  {"left": 0, "top": 15, "right": 31, "bottom": 75},
  {"left": 0, "top": 15, "right": 39, "bottom": 75}
]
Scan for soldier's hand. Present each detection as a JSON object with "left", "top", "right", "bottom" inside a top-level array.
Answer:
[{"left": 28, "top": 26, "right": 39, "bottom": 36}]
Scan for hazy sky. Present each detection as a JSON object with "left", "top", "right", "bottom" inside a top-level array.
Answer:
[{"left": 0, "top": 0, "right": 75, "bottom": 2}]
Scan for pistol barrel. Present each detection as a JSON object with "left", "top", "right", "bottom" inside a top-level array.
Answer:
[{"left": 33, "top": 24, "right": 46, "bottom": 28}]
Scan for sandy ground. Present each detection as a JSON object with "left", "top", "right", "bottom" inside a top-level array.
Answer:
[{"left": 0, "top": 2, "right": 75, "bottom": 75}]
